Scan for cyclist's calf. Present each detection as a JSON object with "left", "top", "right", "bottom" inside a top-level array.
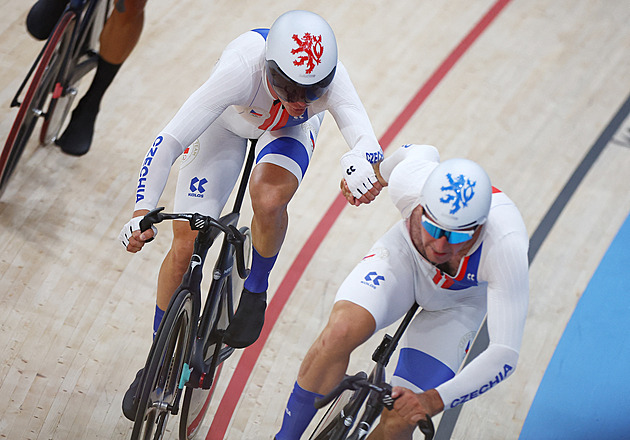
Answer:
[
  {"left": 298, "top": 301, "right": 375, "bottom": 394},
  {"left": 156, "top": 222, "right": 197, "bottom": 309}
]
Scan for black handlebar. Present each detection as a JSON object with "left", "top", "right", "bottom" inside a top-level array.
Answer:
[
  {"left": 313, "top": 372, "right": 368, "bottom": 409},
  {"left": 314, "top": 373, "right": 435, "bottom": 439},
  {"left": 139, "top": 207, "right": 250, "bottom": 279}
]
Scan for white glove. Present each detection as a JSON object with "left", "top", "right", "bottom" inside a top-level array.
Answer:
[
  {"left": 118, "top": 216, "right": 158, "bottom": 248},
  {"left": 340, "top": 150, "right": 378, "bottom": 198}
]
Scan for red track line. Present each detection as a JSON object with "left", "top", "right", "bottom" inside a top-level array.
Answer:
[{"left": 207, "top": 0, "right": 511, "bottom": 437}]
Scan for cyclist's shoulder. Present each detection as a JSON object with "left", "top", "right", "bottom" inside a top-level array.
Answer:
[
  {"left": 484, "top": 190, "right": 527, "bottom": 241},
  {"left": 226, "top": 28, "right": 268, "bottom": 49},
  {"left": 219, "top": 29, "right": 266, "bottom": 67}
]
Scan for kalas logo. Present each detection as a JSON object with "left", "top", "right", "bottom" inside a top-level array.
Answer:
[{"left": 291, "top": 33, "right": 323, "bottom": 74}]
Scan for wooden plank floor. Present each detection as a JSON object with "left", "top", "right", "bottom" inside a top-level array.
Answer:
[{"left": 1, "top": 0, "right": 629, "bottom": 439}]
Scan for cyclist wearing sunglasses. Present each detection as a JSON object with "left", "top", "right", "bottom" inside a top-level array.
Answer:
[
  {"left": 119, "top": 10, "right": 384, "bottom": 420},
  {"left": 276, "top": 144, "right": 529, "bottom": 440}
]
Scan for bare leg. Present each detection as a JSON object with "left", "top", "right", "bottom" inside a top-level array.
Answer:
[
  {"left": 57, "top": 0, "right": 148, "bottom": 155},
  {"left": 248, "top": 162, "right": 298, "bottom": 257},
  {"left": 367, "top": 411, "right": 416, "bottom": 440},
  {"left": 274, "top": 301, "right": 376, "bottom": 439},
  {"left": 224, "top": 162, "right": 299, "bottom": 348},
  {"left": 156, "top": 221, "right": 197, "bottom": 311},
  {"left": 298, "top": 300, "right": 376, "bottom": 394},
  {"left": 99, "top": 0, "right": 147, "bottom": 64}
]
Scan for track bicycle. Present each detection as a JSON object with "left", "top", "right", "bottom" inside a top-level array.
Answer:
[
  {"left": 310, "top": 303, "right": 435, "bottom": 440},
  {"left": 0, "top": 0, "right": 110, "bottom": 196},
  {"left": 129, "top": 139, "right": 257, "bottom": 440}
]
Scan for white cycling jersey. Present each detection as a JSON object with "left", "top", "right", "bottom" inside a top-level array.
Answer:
[
  {"left": 133, "top": 29, "right": 382, "bottom": 215},
  {"left": 335, "top": 144, "right": 529, "bottom": 411}
]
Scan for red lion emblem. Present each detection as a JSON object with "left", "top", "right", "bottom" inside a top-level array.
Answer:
[{"left": 291, "top": 33, "right": 323, "bottom": 74}]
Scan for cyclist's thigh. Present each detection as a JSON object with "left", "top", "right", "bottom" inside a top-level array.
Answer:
[
  {"left": 391, "top": 291, "right": 487, "bottom": 392},
  {"left": 173, "top": 119, "right": 248, "bottom": 218},
  {"left": 334, "top": 222, "right": 417, "bottom": 332},
  {"left": 254, "top": 112, "right": 324, "bottom": 185}
]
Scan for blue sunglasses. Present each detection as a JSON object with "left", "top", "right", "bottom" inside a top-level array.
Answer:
[{"left": 421, "top": 215, "right": 476, "bottom": 244}]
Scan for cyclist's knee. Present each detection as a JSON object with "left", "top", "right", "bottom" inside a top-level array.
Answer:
[
  {"left": 377, "top": 410, "right": 416, "bottom": 440},
  {"left": 317, "top": 302, "right": 375, "bottom": 356},
  {"left": 249, "top": 165, "right": 298, "bottom": 218}
]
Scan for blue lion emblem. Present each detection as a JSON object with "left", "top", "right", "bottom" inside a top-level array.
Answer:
[{"left": 439, "top": 173, "right": 476, "bottom": 214}]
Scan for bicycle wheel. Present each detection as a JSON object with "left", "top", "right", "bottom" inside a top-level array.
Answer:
[
  {"left": 131, "top": 290, "right": 194, "bottom": 440},
  {"left": 179, "top": 226, "right": 251, "bottom": 439},
  {"left": 40, "top": 38, "right": 100, "bottom": 145},
  {"left": 310, "top": 386, "right": 370, "bottom": 440},
  {"left": 0, "top": 11, "right": 76, "bottom": 196},
  {"left": 179, "top": 362, "right": 223, "bottom": 440}
]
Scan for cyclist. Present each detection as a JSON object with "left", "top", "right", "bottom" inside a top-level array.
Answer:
[
  {"left": 25, "top": 0, "right": 147, "bottom": 155},
  {"left": 275, "top": 144, "right": 529, "bottom": 440},
  {"left": 118, "top": 10, "right": 383, "bottom": 420}
]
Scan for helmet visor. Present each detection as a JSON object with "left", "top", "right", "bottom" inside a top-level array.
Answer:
[{"left": 266, "top": 60, "right": 335, "bottom": 103}]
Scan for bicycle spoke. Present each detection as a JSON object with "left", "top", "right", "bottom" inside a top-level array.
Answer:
[{"left": 0, "top": 11, "right": 76, "bottom": 196}]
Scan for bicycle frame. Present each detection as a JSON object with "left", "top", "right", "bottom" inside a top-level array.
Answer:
[
  {"left": 137, "top": 139, "right": 257, "bottom": 416},
  {"left": 311, "top": 302, "right": 436, "bottom": 440},
  {"left": 11, "top": 0, "right": 108, "bottom": 110},
  {"left": 350, "top": 304, "right": 420, "bottom": 437}
]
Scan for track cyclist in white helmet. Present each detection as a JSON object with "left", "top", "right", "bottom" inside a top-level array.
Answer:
[
  {"left": 117, "top": 10, "right": 384, "bottom": 420},
  {"left": 275, "top": 144, "right": 529, "bottom": 439}
]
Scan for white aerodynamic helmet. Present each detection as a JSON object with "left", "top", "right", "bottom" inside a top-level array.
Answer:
[
  {"left": 265, "top": 10, "right": 337, "bottom": 103},
  {"left": 419, "top": 158, "right": 492, "bottom": 230}
]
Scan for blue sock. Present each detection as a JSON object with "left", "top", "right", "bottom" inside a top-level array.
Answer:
[
  {"left": 275, "top": 382, "right": 323, "bottom": 440},
  {"left": 153, "top": 304, "right": 165, "bottom": 339},
  {"left": 243, "top": 247, "right": 277, "bottom": 293}
]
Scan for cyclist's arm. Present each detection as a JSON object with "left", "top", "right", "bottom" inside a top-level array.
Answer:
[
  {"left": 378, "top": 144, "right": 439, "bottom": 184},
  {"left": 435, "top": 230, "right": 529, "bottom": 411},
  {"left": 325, "top": 62, "right": 382, "bottom": 160},
  {"left": 132, "top": 33, "right": 259, "bottom": 212},
  {"left": 323, "top": 63, "right": 384, "bottom": 206},
  {"left": 385, "top": 144, "right": 440, "bottom": 219}
]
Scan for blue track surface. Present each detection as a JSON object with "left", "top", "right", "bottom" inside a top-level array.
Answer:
[{"left": 520, "top": 213, "right": 630, "bottom": 439}]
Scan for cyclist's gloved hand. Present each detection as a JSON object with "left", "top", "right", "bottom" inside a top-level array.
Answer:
[
  {"left": 340, "top": 150, "right": 382, "bottom": 205},
  {"left": 118, "top": 216, "right": 157, "bottom": 251}
]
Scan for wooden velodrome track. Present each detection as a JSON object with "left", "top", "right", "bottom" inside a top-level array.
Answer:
[{"left": 1, "top": 0, "right": 629, "bottom": 438}]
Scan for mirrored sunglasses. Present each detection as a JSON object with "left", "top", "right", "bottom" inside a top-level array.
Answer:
[{"left": 421, "top": 215, "right": 475, "bottom": 244}]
